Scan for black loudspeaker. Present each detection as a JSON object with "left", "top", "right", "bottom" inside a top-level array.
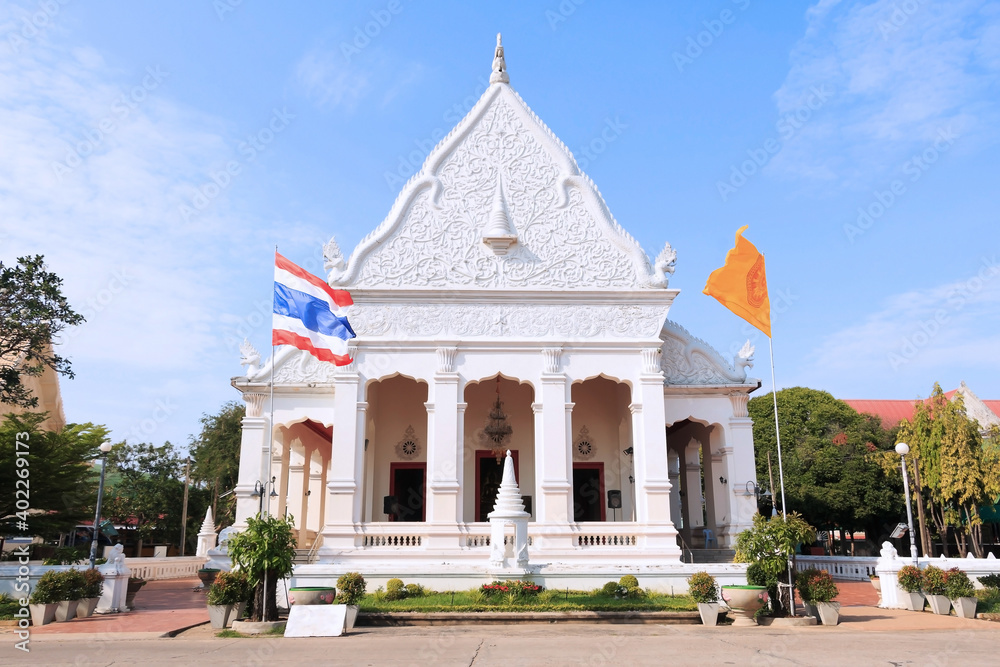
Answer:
[
  {"left": 607, "top": 490, "right": 622, "bottom": 509},
  {"left": 383, "top": 496, "right": 397, "bottom": 516},
  {"left": 523, "top": 496, "right": 532, "bottom": 515}
]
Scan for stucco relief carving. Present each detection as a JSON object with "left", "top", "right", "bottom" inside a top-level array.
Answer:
[
  {"left": 270, "top": 351, "right": 340, "bottom": 384},
  {"left": 349, "top": 304, "right": 666, "bottom": 339},
  {"left": 336, "top": 87, "right": 659, "bottom": 290},
  {"left": 659, "top": 320, "right": 756, "bottom": 386}
]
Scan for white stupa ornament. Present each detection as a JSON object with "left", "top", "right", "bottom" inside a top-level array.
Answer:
[
  {"left": 482, "top": 177, "right": 517, "bottom": 255},
  {"left": 199, "top": 507, "right": 215, "bottom": 534},
  {"left": 488, "top": 450, "right": 529, "bottom": 519},
  {"left": 490, "top": 33, "right": 509, "bottom": 84}
]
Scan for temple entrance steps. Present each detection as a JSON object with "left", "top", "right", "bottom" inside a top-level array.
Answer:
[{"left": 688, "top": 548, "right": 736, "bottom": 564}]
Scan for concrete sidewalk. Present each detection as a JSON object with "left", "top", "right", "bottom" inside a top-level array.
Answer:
[{"left": 23, "top": 577, "right": 208, "bottom": 639}]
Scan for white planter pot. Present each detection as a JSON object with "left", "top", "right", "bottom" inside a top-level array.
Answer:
[
  {"left": 815, "top": 601, "right": 841, "bottom": 626},
  {"left": 904, "top": 591, "right": 925, "bottom": 612},
  {"left": 29, "top": 603, "right": 57, "bottom": 626},
  {"left": 344, "top": 604, "right": 359, "bottom": 633},
  {"left": 54, "top": 600, "right": 79, "bottom": 622},
  {"left": 697, "top": 602, "right": 720, "bottom": 627},
  {"left": 75, "top": 598, "right": 100, "bottom": 619},
  {"left": 951, "top": 597, "right": 977, "bottom": 619},
  {"left": 803, "top": 602, "right": 818, "bottom": 618},
  {"left": 208, "top": 604, "right": 235, "bottom": 629},
  {"left": 926, "top": 594, "right": 951, "bottom": 615}
]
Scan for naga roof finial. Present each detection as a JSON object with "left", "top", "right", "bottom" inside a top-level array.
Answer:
[{"left": 490, "top": 32, "right": 509, "bottom": 84}]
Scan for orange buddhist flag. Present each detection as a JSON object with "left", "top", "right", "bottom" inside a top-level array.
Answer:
[{"left": 703, "top": 225, "right": 771, "bottom": 338}]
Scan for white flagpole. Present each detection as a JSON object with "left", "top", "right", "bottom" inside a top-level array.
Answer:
[
  {"left": 767, "top": 333, "right": 795, "bottom": 615},
  {"left": 266, "top": 245, "right": 277, "bottom": 518}
]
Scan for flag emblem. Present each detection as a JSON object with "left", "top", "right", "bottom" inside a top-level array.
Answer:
[
  {"left": 272, "top": 252, "right": 356, "bottom": 365},
  {"left": 746, "top": 254, "right": 767, "bottom": 308}
]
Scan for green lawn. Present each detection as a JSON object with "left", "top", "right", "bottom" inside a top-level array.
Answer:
[{"left": 359, "top": 589, "right": 697, "bottom": 613}]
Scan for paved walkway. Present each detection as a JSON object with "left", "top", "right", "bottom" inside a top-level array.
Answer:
[{"left": 25, "top": 577, "right": 208, "bottom": 639}]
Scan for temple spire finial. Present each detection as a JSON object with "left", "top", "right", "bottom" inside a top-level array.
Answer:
[{"left": 490, "top": 32, "right": 509, "bottom": 84}]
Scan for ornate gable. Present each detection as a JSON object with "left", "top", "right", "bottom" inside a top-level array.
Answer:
[{"left": 325, "top": 37, "right": 672, "bottom": 292}]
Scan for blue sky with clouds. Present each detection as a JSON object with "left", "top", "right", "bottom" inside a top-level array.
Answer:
[{"left": 2, "top": 0, "right": 999, "bottom": 449}]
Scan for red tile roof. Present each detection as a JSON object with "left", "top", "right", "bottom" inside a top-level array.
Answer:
[{"left": 844, "top": 390, "right": 996, "bottom": 429}]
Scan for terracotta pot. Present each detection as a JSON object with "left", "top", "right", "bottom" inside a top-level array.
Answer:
[
  {"left": 697, "top": 602, "right": 720, "bottom": 627},
  {"left": 197, "top": 569, "right": 221, "bottom": 588},
  {"left": 288, "top": 587, "right": 336, "bottom": 605},
  {"left": 721, "top": 586, "right": 768, "bottom": 627}
]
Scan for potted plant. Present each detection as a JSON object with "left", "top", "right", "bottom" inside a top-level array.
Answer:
[
  {"left": 206, "top": 570, "right": 251, "bottom": 629},
  {"left": 687, "top": 571, "right": 721, "bottom": 627},
  {"left": 53, "top": 569, "right": 86, "bottom": 622},
  {"left": 197, "top": 567, "right": 221, "bottom": 589},
  {"left": 77, "top": 568, "right": 105, "bottom": 618},
  {"left": 227, "top": 514, "right": 297, "bottom": 624},
  {"left": 795, "top": 567, "right": 818, "bottom": 618},
  {"left": 733, "top": 513, "right": 816, "bottom": 619},
  {"left": 125, "top": 576, "right": 147, "bottom": 610},
  {"left": 944, "top": 568, "right": 977, "bottom": 619},
  {"left": 336, "top": 571, "right": 366, "bottom": 633},
  {"left": 798, "top": 568, "right": 840, "bottom": 625},
  {"left": 28, "top": 571, "right": 60, "bottom": 626},
  {"left": 897, "top": 565, "right": 924, "bottom": 611},
  {"left": 922, "top": 565, "right": 950, "bottom": 615}
]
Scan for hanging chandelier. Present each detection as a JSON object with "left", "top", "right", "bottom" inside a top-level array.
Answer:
[{"left": 483, "top": 377, "right": 512, "bottom": 463}]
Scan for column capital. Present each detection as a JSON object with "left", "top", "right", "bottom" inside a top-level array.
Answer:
[
  {"left": 436, "top": 346, "right": 459, "bottom": 373},
  {"left": 457, "top": 402, "right": 468, "bottom": 413},
  {"left": 629, "top": 403, "right": 642, "bottom": 415},
  {"left": 424, "top": 402, "right": 435, "bottom": 413},
  {"left": 640, "top": 347, "right": 663, "bottom": 376},
  {"left": 564, "top": 402, "right": 575, "bottom": 413},
  {"left": 531, "top": 402, "right": 543, "bottom": 414},
  {"left": 243, "top": 392, "right": 267, "bottom": 417},
  {"left": 356, "top": 401, "right": 369, "bottom": 413},
  {"left": 729, "top": 392, "right": 749, "bottom": 418},
  {"left": 541, "top": 347, "right": 563, "bottom": 374}
]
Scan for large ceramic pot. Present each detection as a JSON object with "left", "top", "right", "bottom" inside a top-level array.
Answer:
[
  {"left": 29, "top": 603, "right": 57, "bottom": 627},
  {"left": 926, "top": 594, "right": 951, "bottom": 615},
  {"left": 951, "top": 597, "right": 977, "bottom": 619},
  {"left": 288, "top": 587, "right": 336, "bottom": 606},
  {"left": 197, "top": 568, "right": 221, "bottom": 589},
  {"left": 54, "top": 600, "right": 79, "bottom": 622},
  {"left": 815, "top": 601, "right": 841, "bottom": 626},
  {"left": 75, "top": 597, "right": 100, "bottom": 619},
  {"left": 697, "top": 602, "right": 721, "bottom": 627},
  {"left": 721, "top": 585, "right": 768, "bottom": 627}
]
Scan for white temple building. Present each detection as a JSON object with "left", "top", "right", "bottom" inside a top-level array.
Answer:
[{"left": 231, "top": 35, "right": 760, "bottom": 589}]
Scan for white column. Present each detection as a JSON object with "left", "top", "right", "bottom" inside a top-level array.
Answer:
[
  {"left": 668, "top": 449, "right": 682, "bottom": 528},
  {"left": 726, "top": 394, "right": 758, "bottom": 545},
  {"left": 682, "top": 439, "right": 704, "bottom": 532},
  {"left": 536, "top": 356, "right": 573, "bottom": 547},
  {"left": 275, "top": 436, "right": 291, "bottom": 520},
  {"left": 426, "top": 347, "right": 461, "bottom": 542},
  {"left": 234, "top": 392, "right": 268, "bottom": 527},
  {"left": 632, "top": 349, "right": 680, "bottom": 555},
  {"left": 456, "top": 401, "right": 467, "bottom": 523},
  {"left": 299, "top": 444, "right": 314, "bottom": 536},
  {"left": 322, "top": 365, "right": 364, "bottom": 550},
  {"left": 306, "top": 452, "right": 323, "bottom": 535}
]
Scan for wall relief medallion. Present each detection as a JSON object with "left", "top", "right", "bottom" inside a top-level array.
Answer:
[
  {"left": 573, "top": 425, "right": 597, "bottom": 461},
  {"left": 394, "top": 425, "right": 421, "bottom": 460}
]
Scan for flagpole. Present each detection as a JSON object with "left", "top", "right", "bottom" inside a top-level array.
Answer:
[
  {"left": 267, "top": 245, "right": 277, "bottom": 518},
  {"left": 767, "top": 334, "right": 795, "bottom": 615}
]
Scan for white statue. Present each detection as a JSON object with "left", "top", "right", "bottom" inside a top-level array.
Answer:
[
  {"left": 239, "top": 339, "right": 261, "bottom": 378},
  {"left": 490, "top": 33, "right": 509, "bottom": 84},
  {"left": 648, "top": 242, "right": 677, "bottom": 287},
  {"left": 109, "top": 543, "right": 127, "bottom": 574},
  {"left": 323, "top": 236, "right": 346, "bottom": 273},
  {"left": 734, "top": 340, "right": 755, "bottom": 374},
  {"left": 879, "top": 541, "right": 898, "bottom": 561}
]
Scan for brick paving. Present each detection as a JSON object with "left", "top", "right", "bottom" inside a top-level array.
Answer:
[{"left": 27, "top": 577, "right": 208, "bottom": 637}]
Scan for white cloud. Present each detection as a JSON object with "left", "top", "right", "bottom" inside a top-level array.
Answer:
[
  {"left": 804, "top": 254, "right": 1000, "bottom": 382},
  {"left": 767, "top": 0, "right": 1000, "bottom": 187},
  {"left": 294, "top": 43, "right": 423, "bottom": 112}
]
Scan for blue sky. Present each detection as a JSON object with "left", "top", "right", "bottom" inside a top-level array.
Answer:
[{"left": 2, "top": 0, "right": 999, "bottom": 449}]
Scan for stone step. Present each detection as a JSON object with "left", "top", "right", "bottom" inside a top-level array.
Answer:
[{"left": 688, "top": 549, "right": 736, "bottom": 564}]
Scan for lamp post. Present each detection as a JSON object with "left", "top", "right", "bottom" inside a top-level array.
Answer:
[
  {"left": 251, "top": 477, "right": 278, "bottom": 517},
  {"left": 895, "top": 442, "right": 919, "bottom": 565},
  {"left": 745, "top": 481, "right": 775, "bottom": 517},
  {"left": 89, "top": 441, "right": 114, "bottom": 569}
]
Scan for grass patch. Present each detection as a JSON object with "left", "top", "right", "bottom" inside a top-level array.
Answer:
[
  {"left": 359, "top": 589, "right": 697, "bottom": 613},
  {"left": 215, "top": 626, "right": 286, "bottom": 638},
  {"left": 216, "top": 629, "right": 242, "bottom": 638},
  {"left": 977, "top": 589, "right": 1000, "bottom": 614}
]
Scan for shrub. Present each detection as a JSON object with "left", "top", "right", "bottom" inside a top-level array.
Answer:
[
  {"left": 619, "top": 575, "right": 639, "bottom": 590},
  {"left": 601, "top": 581, "right": 621, "bottom": 597},
  {"left": 29, "top": 571, "right": 62, "bottom": 604},
  {"left": 746, "top": 562, "right": 771, "bottom": 587},
  {"left": 944, "top": 568, "right": 975, "bottom": 599},
  {"left": 479, "top": 580, "right": 542, "bottom": 598},
  {"left": 898, "top": 565, "right": 923, "bottom": 593},
  {"left": 62, "top": 569, "right": 88, "bottom": 601},
  {"left": 207, "top": 570, "right": 251, "bottom": 606},
  {"left": 978, "top": 573, "right": 1000, "bottom": 590},
  {"left": 42, "top": 547, "right": 86, "bottom": 566},
  {"left": 82, "top": 569, "right": 105, "bottom": 599},
  {"left": 337, "top": 572, "right": 366, "bottom": 605},
  {"left": 798, "top": 569, "right": 838, "bottom": 603},
  {"left": 385, "top": 578, "right": 407, "bottom": 601},
  {"left": 687, "top": 571, "right": 719, "bottom": 604},
  {"left": 922, "top": 565, "right": 947, "bottom": 596},
  {"left": 0, "top": 593, "right": 19, "bottom": 620}
]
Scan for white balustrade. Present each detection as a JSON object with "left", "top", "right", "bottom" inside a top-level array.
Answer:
[{"left": 795, "top": 555, "right": 879, "bottom": 581}]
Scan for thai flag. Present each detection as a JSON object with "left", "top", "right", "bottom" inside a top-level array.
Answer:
[{"left": 272, "top": 252, "right": 356, "bottom": 365}]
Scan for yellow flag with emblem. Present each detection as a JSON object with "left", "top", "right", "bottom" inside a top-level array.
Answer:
[{"left": 703, "top": 225, "right": 771, "bottom": 338}]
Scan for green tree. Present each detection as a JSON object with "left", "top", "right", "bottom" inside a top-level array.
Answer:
[
  {"left": 749, "top": 387, "right": 901, "bottom": 547},
  {"left": 103, "top": 441, "right": 190, "bottom": 555},
  {"left": 734, "top": 512, "right": 816, "bottom": 614},
  {"left": 189, "top": 401, "right": 244, "bottom": 528},
  {"left": 896, "top": 384, "right": 1000, "bottom": 558},
  {"left": 0, "top": 255, "right": 84, "bottom": 408},
  {"left": 227, "top": 514, "right": 296, "bottom": 622},
  {"left": 0, "top": 412, "right": 106, "bottom": 537}
]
